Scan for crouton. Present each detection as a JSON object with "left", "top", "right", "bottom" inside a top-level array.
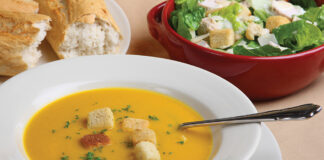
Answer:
[
  {"left": 135, "top": 141, "right": 160, "bottom": 160},
  {"left": 266, "top": 16, "right": 291, "bottom": 32},
  {"left": 122, "top": 118, "right": 149, "bottom": 132},
  {"left": 210, "top": 29, "right": 235, "bottom": 49},
  {"left": 132, "top": 128, "right": 157, "bottom": 145},
  {"left": 238, "top": 4, "right": 251, "bottom": 18},
  {"left": 87, "top": 108, "right": 114, "bottom": 129},
  {"left": 245, "top": 23, "right": 269, "bottom": 40}
]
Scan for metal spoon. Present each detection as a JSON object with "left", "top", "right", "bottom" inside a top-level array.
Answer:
[{"left": 179, "top": 104, "right": 322, "bottom": 129}]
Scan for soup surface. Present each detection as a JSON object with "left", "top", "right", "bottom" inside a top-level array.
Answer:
[{"left": 24, "top": 88, "right": 213, "bottom": 160}]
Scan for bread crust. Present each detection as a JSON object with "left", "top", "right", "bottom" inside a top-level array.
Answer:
[
  {"left": 35, "top": 0, "right": 122, "bottom": 58},
  {"left": 0, "top": 11, "right": 50, "bottom": 76},
  {"left": 0, "top": 0, "right": 39, "bottom": 13}
]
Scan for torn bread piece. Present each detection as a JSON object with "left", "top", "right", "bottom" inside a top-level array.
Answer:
[
  {"left": 0, "top": 11, "right": 50, "bottom": 76},
  {"left": 35, "top": 0, "right": 123, "bottom": 59},
  {"left": 88, "top": 108, "right": 114, "bottom": 129},
  {"left": 135, "top": 141, "right": 161, "bottom": 160},
  {"left": 0, "top": 0, "right": 39, "bottom": 13},
  {"left": 132, "top": 128, "right": 157, "bottom": 145},
  {"left": 122, "top": 118, "right": 150, "bottom": 132}
]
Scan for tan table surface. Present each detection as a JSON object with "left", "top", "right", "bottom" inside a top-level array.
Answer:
[{"left": 1, "top": 0, "right": 324, "bottom": 159}]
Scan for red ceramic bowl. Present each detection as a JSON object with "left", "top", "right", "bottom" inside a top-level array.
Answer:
[{"left": 147, "top": 0, "right": 324, "bottom": 101}]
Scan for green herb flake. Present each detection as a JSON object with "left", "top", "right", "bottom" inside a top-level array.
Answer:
[
  {"left": 169, "top": 152, "right": 173, "bottom": 155},
  {"left": 168, "top": 124, "right": 173, "bottom": 127},
  {"left": 148, "top": 115, "right": 159, "bottom": 121},
  {"left": 166, "top": 131, "right": 171, "bottom": 135},
  {"left": 51, "top": 129, "right": 56, "bottom": 134},
  {"left": 76, "top": 132, "right": 81, "bottom": 135},
  {"left": 64, "top": 121, "right": 70, "bottom": 128},
  {"left": 100, "top": 129, "right": 108, "bottom": 134},
  {"left": 177, "top": 141, "right": 185, "bottom": 145},
  {"left": 80, "top": 152, "right": 104, "bottom": 160},
  {"left": 61, "top": 155, "right": 69, "bottom": 160},
  {"left": 93, "top": 131, "right": 97, "bottom": 134},
  {"left": 65, "top": 136, "right": 72, "bottom": 140},
  {"left": 75, "top": 115, "right": 79, "bottom": 120},
  {"left": 122, "top": 105, "right": 131, "bottom": 112},
  {"left": 75, "top": 108, "right": 79, "bottom": 112}
]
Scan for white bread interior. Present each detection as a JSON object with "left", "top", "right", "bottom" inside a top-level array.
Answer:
[
  {"left": 22, "top": 21, "right": 50, "bottom": 68},
  {"left": 59, "top": 19, "right": 121, "bottom": 58}
]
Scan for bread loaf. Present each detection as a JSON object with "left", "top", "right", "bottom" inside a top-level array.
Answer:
[
  {"left": 0, "top": 11, "right": 51, "bottom": 76},
  {"left": 35, "top": 0, "right": 123, "bottom": 59},
  {"left": 0, "top": 0, "right": 39, "bottom": 13}
]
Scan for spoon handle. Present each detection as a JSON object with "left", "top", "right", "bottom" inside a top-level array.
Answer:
[{"left": 179, "top": 104, "right": 322, "bottom": 129}]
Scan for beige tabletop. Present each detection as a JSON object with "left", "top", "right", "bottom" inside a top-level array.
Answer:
[{"left": 1, "top": 0, "right": 324, "bottom": 159}]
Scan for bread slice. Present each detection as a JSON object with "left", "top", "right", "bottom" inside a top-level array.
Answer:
[
  {"left": 122, "top": 118, "right": 150, "bottom": 132},
  {"left": 0, "top": 11, "right": 51, "bottom": 76},
  {"left": 87, "top": 108, "right": 114, "bottom": 129},
  {"left": 132, "top": 128, "right": 157, "bottom": 145},
  {"left": 35, "top": 0, "right": 123, "bottom": 59},
  {"left": 0, "top": 0, "right": 39, "bottom": 13},
  {"left": 135, "top": 141, "right": 161, "bottom": 160}
]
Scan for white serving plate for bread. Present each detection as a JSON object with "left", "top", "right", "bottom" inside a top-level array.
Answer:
[{"left": 0, "top": 55, "right": 261, "bottom": 160}]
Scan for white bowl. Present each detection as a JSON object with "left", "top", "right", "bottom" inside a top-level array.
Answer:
[{"left": 0, "top": 55, "right": 261, "bottom": 160}]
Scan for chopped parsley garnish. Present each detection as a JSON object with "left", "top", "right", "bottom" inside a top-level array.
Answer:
[
  {"left": 80, "top": 152, "right": 104, "bottom": 160},
  {"left": 65, "top": 136, "right": 72, "bottom": 140},
  {"left": 61, "top": 155, "right": 69, "bottom": 160},
  {"left": 122, "top": 105, "right": 131, "bottom": 112},
  {"left": 168, "top": 124, "right": 172, "bottom": 127},
  {"left": 169, "top": 152, "right": 173, "bottom": 155},
  {"left": 93, "top": 131, "right": 97, "bottom": 134},
  {"left": 75, "top": 115, "right": 79, "bottom": 120},
  {"left": 166, "top": 131, "right": 171, "bottom": 135},
  {"left": 177, "top": 141, "right": 184, "bottom": 145},
  {"left": 64, "top": 121, "right": 70, "bottom": 128},
  {"left": 92, "top": 102, "right": 98, "bottom": 106},
  {"left": 124, "top": 116, "right": 129, "bottom": 118},
  {"left": 51, "top": 129, "right": 56, "bottom": 134},
  {"left": 76, "top": 132, "right": 81, "bottom": 135},
  {"left": 93, "top": 146, "right": 103, "bottom": 152},
  {"left": 75, "top": 108, "right": 79, "bottom": 112},
  {"left": 148, "top": 115, "right": 159, "bottom": 121},
  {"left": 100, "top": 129, "right": 108, "bottom": 134}
]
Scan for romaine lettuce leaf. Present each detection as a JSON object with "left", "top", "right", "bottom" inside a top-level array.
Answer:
[
  {"left": 212, "top": 3, "right": 243, "bottom": 31},
  {"left": 290, "top": 0, "right": 317, "bottom": 10},
  {"left": 170, "top": 0, "right": 206, "bottom": 40},
  {"left": 272, "top": 20, "right": 322, "bottom": 51},
  {"left": 233, "top": 45, "right": 293, "bottom": 56},
  {"left": 254, "top": 9, "right": 270, "bottom": 22},
  {"left": 299, "top": 6, "right": 324, "bottom": 30}
]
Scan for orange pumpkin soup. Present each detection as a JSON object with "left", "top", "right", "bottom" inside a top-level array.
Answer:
[{"left": 23, "top": 88, "right": 213, "bottom": 160}]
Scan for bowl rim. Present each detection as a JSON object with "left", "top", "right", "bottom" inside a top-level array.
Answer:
[{"left": 162, "top": 0, "right": 324, "bottom": 61}]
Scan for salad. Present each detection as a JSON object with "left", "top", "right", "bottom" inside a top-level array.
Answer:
[{"left": 170, "top": 0, "right": 324, "bottom": 56}]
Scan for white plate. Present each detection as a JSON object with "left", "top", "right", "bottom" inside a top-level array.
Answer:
[
  {"left": 250, "top": 123, "right": 282, "bottom": 160},
  {"left": 106, "top": 0, "right": 131, "bottom": 54},
  {"left": 0, "top": 55, "right": 261, "bottom": 160}
]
